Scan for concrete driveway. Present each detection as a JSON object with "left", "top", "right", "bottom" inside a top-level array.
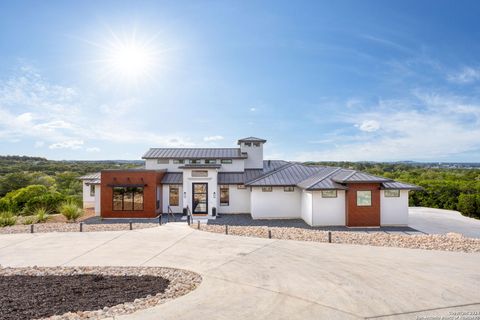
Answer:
[
  {"left": 409, "top": 207, "right": 480, "bottom": 238},
  {"left": 0, "top": 223, "right": 479, "bottom": 320}
]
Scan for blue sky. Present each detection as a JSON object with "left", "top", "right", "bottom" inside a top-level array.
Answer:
[{"left": 0, "top": 0, "right": 480, "bottom": 161}]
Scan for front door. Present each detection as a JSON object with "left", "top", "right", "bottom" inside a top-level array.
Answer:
[{"left": 192, "top": 183, "right": 208, "bottom": 214}]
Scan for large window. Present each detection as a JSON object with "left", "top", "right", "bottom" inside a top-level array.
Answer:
[
  {"left": 385, "top": 190, "right": 400, "bottom": 197},
  {"left": 220, "top": 186, "right": 229, "bottom": 206},
  {"left": 321, "top": 190, "right": 337, "bottom": 198},
  {"left": 89, "top": 184, "right": 95, "bottom": 197},
  {"left": 356, "top": 191, "right": 372, "bottom": 206},
  {"left": 221, "top": 159, "right": 232, "bottom": 164},
  {"left": 113, "top": 187, "right": 144, "bottom": 211},
  {"left": 169, "top": 186, "right": 179, "bottom": 206}
]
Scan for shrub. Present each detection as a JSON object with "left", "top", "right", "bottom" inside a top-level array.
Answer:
[
  {"left": 59, "top": 200, "right": 83, "bottom": 222},
  {"left": 23, "top": 216, "right": 35, "bottom": 225},
  {"left": 0, "top": 211, "right": 17, "bottom": 227},
  {"left": 24, "top": 192, "right": 66, "bottom": 215},
  {"left": 2, "top": 185, "right": 49, "bottom": 213},
  {"left": 34, "top": 207, "right": 49, "bottom": 223},
  {"left": 458, "top": 194, "right": 479, "bottom": 218}
]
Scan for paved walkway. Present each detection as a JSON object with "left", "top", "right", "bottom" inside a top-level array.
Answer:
[
  {"left": 409, "top": 207, "right": 480, "bottom": 238},
  {"left": 1, "top": 223, "right": 478, "bottom": 319}
]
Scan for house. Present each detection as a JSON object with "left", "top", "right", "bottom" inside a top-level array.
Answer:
[{"left": 80, "top": 137, "right": 421, "bottom": 227}]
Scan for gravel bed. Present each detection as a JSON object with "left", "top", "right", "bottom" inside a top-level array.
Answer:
[
  {"left": 0, "top": 266, "right": 202, "bottom": 320},
  {"left": 0, "top": 223, "right": 158, "bottom": 234},
  {"left": 193, "top": 224, "right": 480, "bottom": 253}
]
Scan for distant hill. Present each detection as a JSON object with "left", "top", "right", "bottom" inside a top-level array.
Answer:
[{"left": 0, "top": 155, "right": 144, "bottom": 175}]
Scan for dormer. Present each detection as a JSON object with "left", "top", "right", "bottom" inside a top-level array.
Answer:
[{"left": 237, "top": 137, "right": 266, "bottom": 169}]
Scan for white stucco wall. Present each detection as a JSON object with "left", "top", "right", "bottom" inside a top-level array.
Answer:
[
  {"left": 162, "top": 184, "right": 184, "bottom": 213},
  {"left": 217, "top": 185, "right": 251, "bottom": 214},
  {"left": 240, "top": 143, "right": 264, "bottom": 169},
  {"left": 380, "top": 190, "right": 409, "bottom": 225},
  {"left": 94, "top": 185, "right": 101, "bottom": 216},
  {"left": 312, "top": 190, "right": 346, "bottom": 226},
  {"left": 251, "top": 187, "right": 302, "bottom": 219},
  {"left": 82, "top": 182, "right": 95, "bottom": 209},
  {"left": 301, "top": 190, "right": 313, "bottom": 225},
  {"left": 182, "top": 168, "right": 218, "bottom": 216}
]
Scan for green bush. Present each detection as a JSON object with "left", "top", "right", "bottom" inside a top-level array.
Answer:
[
  {"left": 0, "top": 211, "right": 17, "bottom": 227},
  {"left": 458, "top": 194, "right": 479, "bottom": 218},
  {"left": 34, "top": 207, "right": 49, "bottom": 223},
  {"left": 23, "top": 216, "right": 35, "bottom": 225},
  {"left": 2, "top": 185, "right": 49, "bottom": 213},
  {"left": 59, "top": 200, "right": 83, "bottom": 222},
  {"left": 24, "top": 192, "right": 66, "bottom": 214}
]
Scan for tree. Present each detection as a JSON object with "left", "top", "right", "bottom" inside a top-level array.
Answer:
[{"left": 457, "top": 194, "right": 479, "bottom": 218}]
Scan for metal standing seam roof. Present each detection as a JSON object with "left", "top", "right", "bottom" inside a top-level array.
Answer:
[
  {"left": 246, "top": 163, "right": 324, "bottom": 186},
  {"left": 79, "top": 172, "right": 101, "bottom": 180},
  {"left": 297, "top": 167, "right": 349, "bottom": 190},
  {"left": 161, "top": 173, "right": 183, "bottom": 184},
  {"left": 331, "top": 170, "right": 392, "bottom": 183},
  {"left": 381, "top": 181, "right": 423, "bottom": 190},
  {"left": 237, "top": 137, "right": 267, "bottom": 143},
  {"left": 142, "top": 148, "right": 247, "bottom": 159}
]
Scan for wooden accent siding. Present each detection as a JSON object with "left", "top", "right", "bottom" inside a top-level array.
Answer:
[
  {"left": 100, "top": 170, "right": 165, "bottom": 218},
  {"left": 346, "top": 183, "right": 381, "bottom": 227}
]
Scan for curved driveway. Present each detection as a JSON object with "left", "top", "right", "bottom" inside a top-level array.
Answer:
[{"left": 0, "top": 223, "right": 479, "bottom": 319}]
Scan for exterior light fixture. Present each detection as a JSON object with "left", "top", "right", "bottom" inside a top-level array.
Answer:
[
  {"left": 183, "top": 192, "right": 186, "bottom": 198},
  {"left": 213, "top": 192, "right": 216, "bottom": 199}
]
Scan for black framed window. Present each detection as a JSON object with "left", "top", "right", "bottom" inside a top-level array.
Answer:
[
  {"left": 220, "top": 186, "right": 229, "bottom": 206},
  {"left": 284, "top": 186, "right": 295, "bottom": 192},
  {"left": 221, "top": 159, "right": 232, "bottom": 164},
  {"left": 112, "top": 187, "right": 144, "bottom": 211},
  {"left": 262, "top": 186, "right": 272, "bottom": 192},
  {"left": 173, "top": 159, "right": 185, "bottom": 164},
  {"left": 321, "top": 190, "right": 337, "bottom": 198},
  {"left": 385, "top": 190, "right": 400, "bottom": 197},
  {"left": 89, "top": 184, "right": 95, "bottom": 197},
  {"left": 205, "top": 159, "right": 217, "bottom": 164}
]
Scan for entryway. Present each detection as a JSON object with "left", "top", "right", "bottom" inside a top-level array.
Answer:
[{"left": 192, "top": 183, "right": 208, "bottom": 214}]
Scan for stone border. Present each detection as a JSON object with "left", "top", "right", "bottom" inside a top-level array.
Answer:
[
  {"left": 192, "top": 224, "right": 480, "bottom": 253},
  {"left": 0, "top": 266, "right": 202, "bottom": 319},
  {"left": 0, "top": 223, "right": 159, "bottom": 234}
]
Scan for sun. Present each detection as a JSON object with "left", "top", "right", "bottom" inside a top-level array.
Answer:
[
  {"left": 106, "top": 40, "right": 154, "bottom": 78},
  {"left": 91, "top": 29, "right": 162, "bottom": 86}
]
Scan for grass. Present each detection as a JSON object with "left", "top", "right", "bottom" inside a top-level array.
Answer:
[
  {"left": 58, "top": 201, "right": 83, "bottom": 222},
  {"left": 34, "top": 207, "right": 50, "bottom": 223},
  {"left": 0, "top": 211, "right": 17, "bottom": 227}
]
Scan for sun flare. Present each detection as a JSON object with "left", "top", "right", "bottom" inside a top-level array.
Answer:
[{"left": 107, "top": 41, "right": 153, "bottom": 77}]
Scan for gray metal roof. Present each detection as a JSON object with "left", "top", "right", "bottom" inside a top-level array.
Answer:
[
  {"left": 237, "top": 137, "right": 267, "bottom": 143},
  {"left": 297, "top": 167, "right": 346, "bottom": 190},
  {"left": 246, "top": 163, "right": 323, "bottom": 186},
  {"left": 79, "top": 172, "right": 101, "bottom": 180},
  {"left": 331, "top": 170, "right": 392, "bottom": 183},
  {"left": 218, "top": 172, "right": 245, "bottom": 184},
  {"left": 161, "top": 173, "right": 183, "bottom": 184},
  {"left": 142, "top": 148, "right": 246, "bottom": 159},
  {"left": 381, "top": 181, "right": 423, "bottom": 190}
]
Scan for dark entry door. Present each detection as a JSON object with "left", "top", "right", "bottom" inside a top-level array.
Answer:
[{"left": 192, "top": 183, "right": 208, "bottom": 214}]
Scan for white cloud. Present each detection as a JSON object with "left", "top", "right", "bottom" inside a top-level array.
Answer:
[
  {"left": 0, "top": 65, "right": 196, "bottom": 154},
  {"left": 203, "top": 135, "right": 224, "bottom": 142},
  {"left": 447, "top": 67, "right": 480, "bottom": 84},
  {"left": 249, "top": 107, "right": 256, "bottom": 112},
  {"left": 294, "top": 92, "right": 480, "bottom": 161},
  {"left": 49, "top": 140, "right": 84, "bottom": 150},
  {"left": 357, "top": 120, "right": 380, "bottom": 132}
]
